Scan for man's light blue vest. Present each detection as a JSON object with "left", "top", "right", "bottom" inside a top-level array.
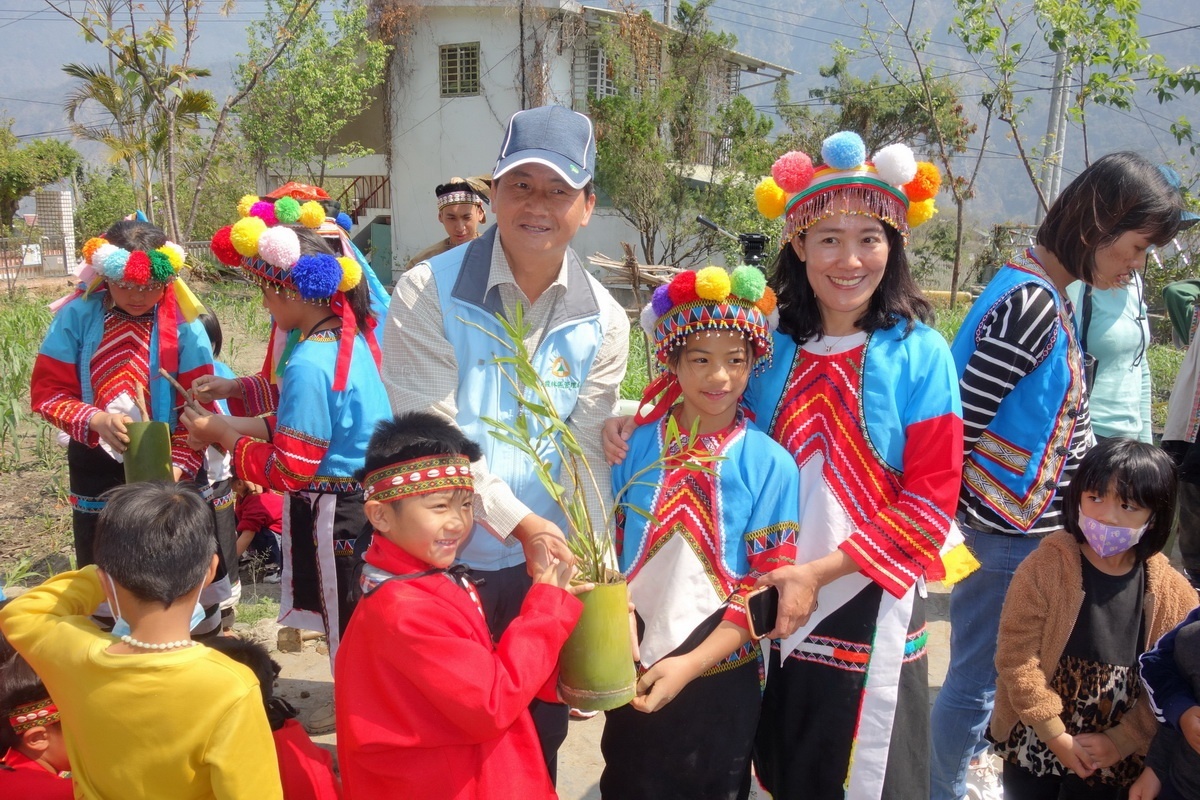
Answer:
[
  {"left": 950, "top": 252, "right": 1085, "bottom": 532},
  {"left": 429, "top": 227, "right": 604, "bottom": 570}
]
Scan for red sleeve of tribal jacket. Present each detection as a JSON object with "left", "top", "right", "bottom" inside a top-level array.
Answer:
[
  {"left": 31, "top": 352, "right": 101, "bottom": 446},
  {"left": 839, "top": 410, "right": 963, "bottom": 598},
  {"left": 227, "top": 372, "right": 279, "bottom": 418}
]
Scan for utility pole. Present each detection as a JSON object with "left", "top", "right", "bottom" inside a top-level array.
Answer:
[
  {"left": 1036, "top": 49, "right": 1069, "bottom": 224},
  {"left": 663, "top": 0, "right": 671, "bottom": 25}
]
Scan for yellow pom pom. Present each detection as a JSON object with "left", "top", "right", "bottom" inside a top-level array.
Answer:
[
  {"left": 754, "top": 177, "right": 788, "bottom": 220},
  {"left": 907, "top": 198, "right": 937, "bottom": 228},
  {"left": 237, "top": 194, "right": 259, "bottom": 218},
  {"left": 298, "top": 201, "right": 325, "bottom": 228},
  {"left": 337, "top": 256, "right": 362, "bottom": 292},
  {"left": 230, "top": 216, "right": 267, "bottom": 258},
  {"left": 157, "top": 242, "right": 186, "bottom": 272},
  {"left": 694, "top": 266, "right": 731, "bottom": 301}
]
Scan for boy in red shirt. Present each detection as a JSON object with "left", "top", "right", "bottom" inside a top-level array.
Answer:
[
  {"left": 335, "top": 412, "right": 588, "bottom": 799},
  {"left": 0, "top": 649, "right": 72, "bottom": 798},
  {"left": 233, "top": 479, "right": 284, "bottom": 582}
]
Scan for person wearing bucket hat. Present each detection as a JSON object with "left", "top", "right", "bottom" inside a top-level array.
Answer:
[
  {"left": 600, "top": 266, "right": 799, "bottom": 799},
  {"left": 183, "top": 194, "right": 390, "bottom": 697},
  {"left": 929, "top": 151, "right": 1190, "bottom": 800},
  {"left": 381, "top": 104, "right": 627, "bottom": 782},
  {"left": 404, "top": 175, "right": 492, "bottom": 271},
  {"left": 31, "top": 217, "right": 218, "bottom": 570},
  {"left": 604, "top": 130, "right": 964, "bottom": 799}
]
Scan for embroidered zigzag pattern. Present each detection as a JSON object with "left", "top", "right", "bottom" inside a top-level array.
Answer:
[{"left": 92, "top": 315, "right": 152, "bottom": 409}]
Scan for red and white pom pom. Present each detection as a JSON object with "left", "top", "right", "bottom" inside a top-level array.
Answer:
[
  {"left": 873, "top": 143, "right": 918, "bottom": 187},
  {"left": 771, "top": 151, "right": 815, "bottom": 193}
]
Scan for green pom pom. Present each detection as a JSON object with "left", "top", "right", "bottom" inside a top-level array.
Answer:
[
  {"left": 730, "top": 265, "right": 766, "bottom": 302},
  {"left": 274, "top": 196, "right": 302, "bottom": 224},
  {"left": 148, "top": 250, "right": 176, "bottom": 283}
]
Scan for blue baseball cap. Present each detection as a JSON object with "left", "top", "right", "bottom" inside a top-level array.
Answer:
[{"left": 493, "top": 106, "right": 596, "bottom": 190}]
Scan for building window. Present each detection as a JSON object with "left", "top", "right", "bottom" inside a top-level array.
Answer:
[
  {"left": 440, "top": 43, "right": 480, "bottom": 97},
  {"left": 587, "top": 46, "right": 617, "bottom": 100}
]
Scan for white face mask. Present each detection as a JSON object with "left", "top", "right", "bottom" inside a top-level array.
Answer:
[{"left": 107, "top": 573, "right": 207, "bottom": 638}]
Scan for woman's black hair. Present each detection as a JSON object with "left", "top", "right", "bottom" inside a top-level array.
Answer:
[
  {"left": 290, "top": 226, "right": 373, "bottom": 330},
  {"left": 0, "top": 653, "right": 53, "bottom": 750},
  {"left": 1038, "top": 152, "right": 1185, "bottom": 285},
  {"left": 770, "top": 220, "right": 932, "bottom": 344},
  {"left": 198, "top": 311, "right": 223, "bottom": 359},
  {"left": 1063, "top": 437, "right": 1177, "bottom": 563},
  {"left": 104, "top": 219, "right": 167, "bottom": 252}
]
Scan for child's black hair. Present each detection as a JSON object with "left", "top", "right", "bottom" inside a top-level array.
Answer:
[
  {"left": 1063, "top": 437, "right": 1178, "bottom": 563},
  {"left": 93, "top": 481, "right": 217, "bottom": 608},
  {"left": 202, "top": 636, "right": 297, "bottom": 729},
  {"left": 0, "top": 651, "right": 53, "bottom": 751},
  {"left": 104, "top": 219, "right": 167, "bottom": 252},
  {"left": 359, "top": 412, "right": 482, "bottom": 478},
  {"left": 290, "top": 226, "right": 373, "bottom": 332},
  {"left": 198, "top": 311, "right": 223, "bottom": 359}
]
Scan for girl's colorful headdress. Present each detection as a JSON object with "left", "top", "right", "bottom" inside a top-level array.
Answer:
[
  {"left": 363, "top": 455, "right": 474, "bottom": 504},
  {"left": 635, "top": 265, "right": 778, "bottom": 424},
  {"left": 81, "top": 235, "right": 186, "bottom": 289},
  {"left": 210, "top": 188, "right": 376, "bottom": 391},
  {"left": 755, "top": 131, "right": 942, "bottom": 246}
]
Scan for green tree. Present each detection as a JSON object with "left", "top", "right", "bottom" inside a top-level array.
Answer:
[
  {"left": 238, "top": 0, "right": 390, "bottom": 185},
  {"left": 591, "top": 1, "right": 779, "bottom": 268},
  {"left": 75, "top": 166, "right": 138, "bottom": 240},
  {"left": 953, "top": 0, "right": 1200, "bottom": 211},
  {"left": 0, "top": 120, "right": 80, "bottom": 233}
]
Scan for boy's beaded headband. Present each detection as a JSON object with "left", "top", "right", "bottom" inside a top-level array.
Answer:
[
  {"left": 8, "top": 697, "right": 60, "bottom": 734},
  {"left": 363, "top": 455, "right": 474, "bottom": 504},
  {"left": 82, "top": 235, "right": 186, "bottom": 288},
  {"left": 635, "top": 265, "right": 778, "bottom": 424},
  {"left": 755, "top": 131, "right": 942, "bottom": 246}
]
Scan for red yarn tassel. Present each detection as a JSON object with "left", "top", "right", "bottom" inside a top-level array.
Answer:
[
  {"left": 331, "top": 291, "right": 356, "bottom": 392},
  {"left": 633, "top": 371, "right": 682, "bottom": 425},
  {"left": 158, "top": 283, "right": 180, "bottom": 375}
]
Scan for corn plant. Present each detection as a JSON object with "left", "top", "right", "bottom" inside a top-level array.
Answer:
[{"left": 463, "top": 305, "right": 720, "bottom": 584}]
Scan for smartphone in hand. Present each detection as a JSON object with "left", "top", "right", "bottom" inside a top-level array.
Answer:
[{"left": 747, "top": 585, "right": 779, "bottom": 639}]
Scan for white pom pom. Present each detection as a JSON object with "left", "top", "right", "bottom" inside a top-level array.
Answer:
[
  {"left": 767, "top": 308, "right": 780, "bottom": 332},
  {"left": 639, "top": 303, "right": 660, "bottom": 337},
  {"left": 257, "top": 226, "right": 301, "bottom": 269},
  {"left": 92, "top": 243, "right": 119, "bottom": 268},
  {"left": 873, "top": 143, "right": 918, "bottom": 187}
]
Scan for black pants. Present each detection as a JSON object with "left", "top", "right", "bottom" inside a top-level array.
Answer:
[
  {"left": 1001, "top": 761, "right": 1127, "bottom": 800},
  {"left": 468, "top": 562, "right": 569, "bottom": 786}
]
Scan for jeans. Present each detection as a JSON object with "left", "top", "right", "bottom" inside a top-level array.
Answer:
[{"left": 930, "top": 525, "right": 1042, "bottom": 800}]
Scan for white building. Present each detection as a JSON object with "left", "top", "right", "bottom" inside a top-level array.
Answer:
[{"left": 327, "top": 0, "right": 790, "bottom": 286}]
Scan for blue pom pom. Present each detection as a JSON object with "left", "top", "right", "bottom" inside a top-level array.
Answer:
[
  {"left": 291, "top": 253, "right": 341, "bottom": 300},
  {"left": 651, "top": 284, "right": 673, "bottom": 316},
  {"left": 822, "top": 132, "right": 866, "bottom": 170},
  {"left": 336, "top": 212, "right": 352, "bottom": 232},
  {"left": 104, "top": 248, "right": 130, "bottom": 281}
]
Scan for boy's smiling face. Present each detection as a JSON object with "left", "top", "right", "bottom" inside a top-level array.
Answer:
[{"left": 366, "top": 490, "right": 475, "bottom": 569}]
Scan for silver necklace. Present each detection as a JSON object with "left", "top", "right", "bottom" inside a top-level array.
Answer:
[
  {"left": 820, "top": 333, "right": 852, "bottom": 353},
  {"left": 120, "top": 634, "right": 198, "bottom": 651}
]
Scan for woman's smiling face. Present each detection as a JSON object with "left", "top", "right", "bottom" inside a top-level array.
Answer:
[{"left": 792, "top": 210, "right": 891, "bottom": 335}]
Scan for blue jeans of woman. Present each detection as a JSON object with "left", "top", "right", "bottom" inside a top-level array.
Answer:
[{"left": 929, "top": 525, "right": 1042, "bottom": 800}]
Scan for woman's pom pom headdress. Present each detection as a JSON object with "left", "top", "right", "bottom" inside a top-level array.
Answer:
[
  {"left": 82, "top": 235, "right": 186, "bottom": 289},
  {"left": 754, "top": 131, "right": 942, "bottom": 246},
  {"left": 634, "top": 265, "right": 778, "bottom": 424}
]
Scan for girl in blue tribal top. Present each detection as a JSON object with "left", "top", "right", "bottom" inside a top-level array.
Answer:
[{"left": 601, "top": 266, "right": 799, "bottom": 800}]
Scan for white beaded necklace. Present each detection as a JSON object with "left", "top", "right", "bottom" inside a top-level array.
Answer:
[{"left": 120, "top": 634, "right": 198, "bottom": 651}]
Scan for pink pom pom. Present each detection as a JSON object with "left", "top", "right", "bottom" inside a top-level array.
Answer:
[
  {"left": 256, "top": 226, "right": 301, "bottom": 269},
  {"left": 771, "top": 151, "right": 815, "bottom": 193},
  {"left": 249, "top": 201, "right": 278, "bottom": 227}
]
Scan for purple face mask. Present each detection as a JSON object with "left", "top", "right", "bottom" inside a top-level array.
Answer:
[{"left": 1079, "top": 510, "right": 1148, "bottom": 558}]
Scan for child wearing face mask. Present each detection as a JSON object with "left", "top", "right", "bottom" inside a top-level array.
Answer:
[
  {"left": 0, "top": 481, "right": 281, "bottom": 799},
  {"left": 989, "top": 438, "right": 1196, "bottom": 798}
]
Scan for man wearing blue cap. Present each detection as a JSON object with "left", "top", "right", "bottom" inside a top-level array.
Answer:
[{"left": 381, "top": 105, "right": 629, "bottom": 782}]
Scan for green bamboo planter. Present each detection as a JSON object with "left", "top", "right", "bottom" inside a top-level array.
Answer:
[
  {"left": 558, "top": 576, "right": 636, "bottom": 711},
  {"left": 123, "top": 421, "right": 173, "bottom": 483}
]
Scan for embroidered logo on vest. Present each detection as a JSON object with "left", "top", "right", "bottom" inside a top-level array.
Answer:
[{"left": 545, "top": 356, "right": 580, "bottom": 389}]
